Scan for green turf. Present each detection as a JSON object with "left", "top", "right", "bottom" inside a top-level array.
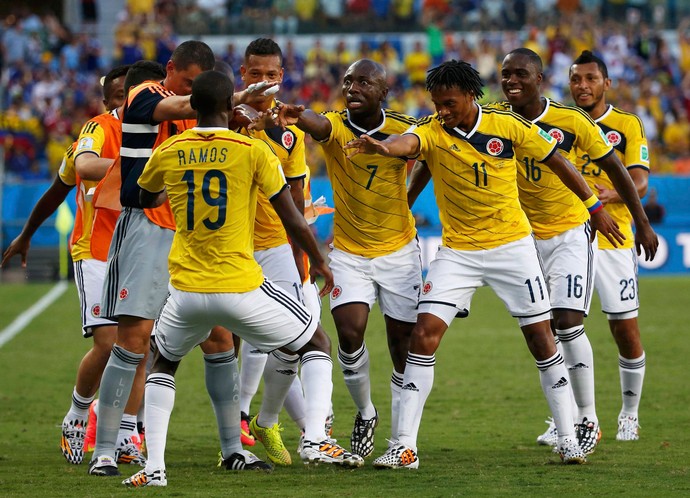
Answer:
[{"left": 0, "top": 278, "right": 688, "bottom": 496}]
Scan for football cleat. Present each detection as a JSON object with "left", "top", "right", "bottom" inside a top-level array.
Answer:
[
  {"left": 558, "top": 437, "right": 587, "bottom": 464},
  {"left": 218, "top": 450, "right": 273, "bottom": 472},
  {"left": 88, "top": 455, "right": 120, "bottom": 476},
  {"left": 61, "top": 418, "right": 86, "bottom": 464},
  {"left": 122, "top": 468, "right": 167, "bottom": 487},
  {"left": 616, "top": 415, "right": 640, "bottom": 441},
  {"left": 536, "top": 417, "right": 558, "bottom": 447},
  {"left": 350, "top": 410, "right": 378, "bottom": 458},
  {"left": 372, "top": 442, "right": 419, "bottom": 469},
  {"left": 116, "top": 437, "right": 146, "bottom": 466},
  {"left": 241, "top": 412, "right": 256, "bottom": 447},
  {"left": 249, "top": 415, "right": 291, "bottom": 466},
  {"left": 576, "top": 417, "right": 601, "bottom": 455},
  {"left": 83, "top": 400, "right": 98, "bottom": 453},
  {"left": 300, "top": 439, "right": 364, "bottom": 468}
]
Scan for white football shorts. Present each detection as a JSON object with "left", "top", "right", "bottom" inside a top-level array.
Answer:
[
  {"left": 328, "top": 237, "right": 422, "bottom": 323},
  {"left": 154, "top": 279, "right": 317, "bottom": 362},
  {"left": 255, "top": 243, "right": 304, "bottom": 304},
  {"left": 536, "top": 222, "right": 596, "bottom": 315},
  {"left": 73, "top": 258, "right": 116, "bottom": 337},
  {"left": 594, "top": 247, "right": 639, "bottom": 318},
  {"left": 418, "top": 235, "right": 551, "bottom": 326}
]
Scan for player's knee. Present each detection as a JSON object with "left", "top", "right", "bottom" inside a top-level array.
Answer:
[{"left": 304, "top": 325, "right": 332, "bottom": 355}]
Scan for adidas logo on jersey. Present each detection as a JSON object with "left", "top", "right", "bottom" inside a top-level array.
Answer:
[
  {"left": 569, "top": 363, "right": 589, "bottom": 371},
  {"left": 450, "top": 144, "right": 460, "bottom": 151},
  {"left": 551, "top": 377, "right": 568, "bottom": 389},
  {"left": 402, "top": 383, "right": 419, "bottom": 392}
]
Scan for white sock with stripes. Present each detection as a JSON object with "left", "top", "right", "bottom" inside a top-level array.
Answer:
[
  {"left": 397, "top": 353, "right": 435, "bottom": 451},
  {"left": 144, "top": 373, "right": 176, "bottom": 472},
  {"left": 536, "top": 352, "right": 576, "bottom": 443},
  {"left": 556, "top": 325, "right": 597, "bottom": 424},
  {"left": 619, "top": 352, "right": 645, "bottom": 419},
  {"left": 300, "top": 350, "right": 333, "bottom": 443},
  {"left": 338, "top": 344, "right": 376, "bottom": 419}
]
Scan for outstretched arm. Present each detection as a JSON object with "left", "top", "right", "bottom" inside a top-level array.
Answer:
[
  {"left": 275, "top": 104, "right": 332, "bottom": 141},
  {"left": 152, "top": 95, "right": 196, "bottom": 122},
  {"left": 594, "top": 155, "right": 657, "bottom": 260},
  {"left": 343, "top": 133, "right": 420, "bottom": 159},
  {"left": 407, "top": 160, "right": 431, "bottom": 208},
  {"left": 1, "top": 175, "right": 73, "bottom": 268},
  {"left": 543, "top": 152, "right": 625, "bottom": 247},
  {"left": 271, "top": 188, "right": 333, "bottom": 296}
]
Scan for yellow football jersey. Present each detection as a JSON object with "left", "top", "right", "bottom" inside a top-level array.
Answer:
[
  {"left": 495, "top": 99, "right": 613, "bottom": 239},
  {"left": 410, "top": 105, "right": 558, "bottom": 250},
  {"left": 240, "top": 121, "right": 307, "bottom": 251},
  {"left": 138, "top": 127, "right": 287, "bottom": 293},
  {"left": 58, "top": 143, "right": 99, "bottom": 261},
  {"left": 576, "top": 105, "right": 649, "bottom": 250},
  {"left": 320, "top": 109, "right": 417, "bottom": 257}
]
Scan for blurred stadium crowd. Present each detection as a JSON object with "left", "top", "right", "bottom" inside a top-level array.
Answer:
[{"left": 2, "top": 1, "right": 690, "bottom": 180}]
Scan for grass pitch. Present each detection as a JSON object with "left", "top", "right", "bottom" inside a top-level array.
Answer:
[{"left": 0, "top": 277, "right": 688, "bottom": 496}]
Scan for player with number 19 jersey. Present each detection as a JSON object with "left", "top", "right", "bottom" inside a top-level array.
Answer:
[
  {"left": 138, "top": 127, "right": 287, "bottom": 293},
  {"left": 319, "top": 109, "right": 417, "bottom": 258},
  {"left": 410, "top": 106, "right": 558, "bottom": 250}
]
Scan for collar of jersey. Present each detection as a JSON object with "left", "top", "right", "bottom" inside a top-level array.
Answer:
[
  {"left": 346, "top": 108, "right": 386, "bottom": 135},
  {"left": 594, "top": 104, "right": 613, "bottom": 123},
  {"left": 451, "top": 103, "right": 481, "bottom": 139},
  {"left": 192, "top": 126, "right": 229, "bottom": 132}
]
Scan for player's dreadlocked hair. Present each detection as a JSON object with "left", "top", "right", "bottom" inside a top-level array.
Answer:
[
  {"left": 245, "top": 38, "right": 283, "bottom": 64},
  {"left": 571, "top": 50, "right": 608, "bottom": 79},
  {"left": 426, "top": 60, "right": 484, "bottom": 99}
]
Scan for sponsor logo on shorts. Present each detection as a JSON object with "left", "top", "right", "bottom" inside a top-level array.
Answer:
[
  {"left": 606, "top": 130, "right": 622, "bottom": 147},
  {"left": 119, "top": 288, "right": 129, "bottom": 301},
  {"left": 486, "top": 137, "right": 504, "bottom": 156},
  {"left": 331, "top": 285, "right": 342, "bottom": 299},
  {"left": 282, "top": 130, "right": 295, "bottom": 149},
  {"left": 91, "top": 304, "right": 101, "bottom": 318},
  {"left": 422, "top": 282, "right": 432, "bottom": 295},
  {"left": 549, "top": 128, "right": 565, "bottom": 144}
]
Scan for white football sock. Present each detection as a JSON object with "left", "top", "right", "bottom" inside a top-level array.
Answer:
[
  {"left": 144, "top": 373, "right": 176, "bottom": 472},
  {"left": 338, "top": 344, "right": 376, "bottom": 419},
  {"left": 619, "top": 352, "right": 645, "bottom": 419}
]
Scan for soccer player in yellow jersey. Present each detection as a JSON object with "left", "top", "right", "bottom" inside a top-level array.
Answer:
[
  {"left": 570, "top": 50, "right": 654, "bottom": 442},
  {"left": 276, "top": 59, "right": 423, "bottom": 458},
  {"left": 499, "top": 48, "right": 658, "bottom": 454},
  {"left": 232, "top": 39, "right": 314, "bottom": 460},
  {"left": 345, "top": 60, "right": 626, "bottom": 467},
  {"left": 123, "top": 71, "right": 363, "bottom": 487}
]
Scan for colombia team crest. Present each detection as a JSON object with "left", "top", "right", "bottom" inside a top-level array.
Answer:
[
  {"left": 548, "top": 128, "right": 565, "bottom": 144},
  {"left": 486, "top": 138, "right": 504, "bottom": 156},
  {"left": 91, "top": 304, "right": 101, "bottom": 318},
  {"left": 331, "top": 285, "right": 342, "bottom": 300},
  {"left": 606, "top": 130, "right": 622, "bottom": 146},
  {"left": 281, "top": 130, "right": 295, "bottom": 149},
  {"left": 119, "top": 288, "right": 129, "bottom": 301},
  {"left": 422, "top": 282, "right": 433, "bottom": 295}
]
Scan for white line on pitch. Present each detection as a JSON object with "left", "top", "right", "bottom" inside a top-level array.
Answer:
[{"left": 0, "top": 281, "right": 69, "bottom": 348}]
